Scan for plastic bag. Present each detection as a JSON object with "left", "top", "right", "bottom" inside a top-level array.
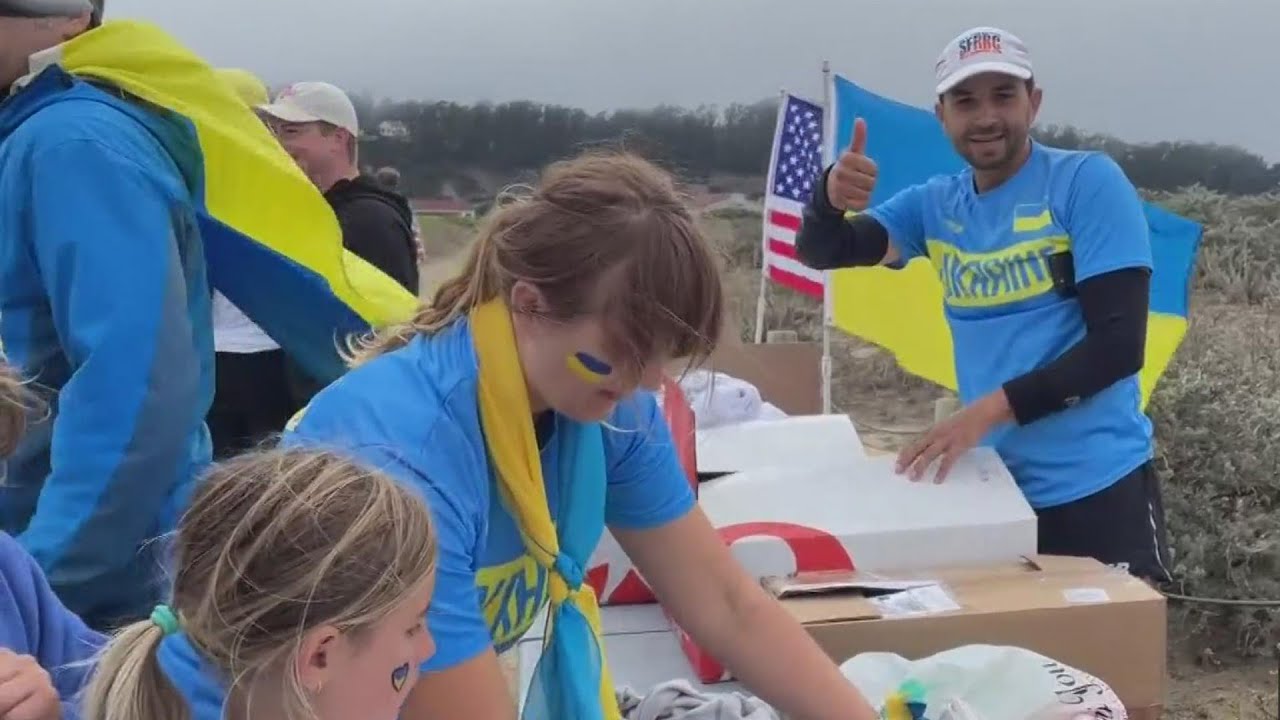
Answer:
[{"left": 840, "top": 644, "right": 1126, "bottom": 719}]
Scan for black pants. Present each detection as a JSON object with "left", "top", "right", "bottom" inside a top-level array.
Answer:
[
  {"left": 1036, "top": 461, "right": 1172, "bottom": 584},
  {"left": 208, "top": 350, "right": 297, "bottom": 459}
]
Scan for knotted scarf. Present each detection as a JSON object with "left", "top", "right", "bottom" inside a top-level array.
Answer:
[{"left": 470, "top": 299, "right": 620, "bottom": 720}]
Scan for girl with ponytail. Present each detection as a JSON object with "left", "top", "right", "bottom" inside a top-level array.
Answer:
[{"left": 81, "top": 447, "right": 439, "bottom": 720}]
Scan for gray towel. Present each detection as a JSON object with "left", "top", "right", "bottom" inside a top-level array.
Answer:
[{"left": 617, "top": 680, "right": 781, "bottom": 720}]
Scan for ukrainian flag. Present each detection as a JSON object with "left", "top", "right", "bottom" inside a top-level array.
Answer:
[
  {"left": 58, "top": 21, "right": 418, "bottom": 383},
  {"left": 825, "top": 74, "right": 1201, "bottom": 408}
]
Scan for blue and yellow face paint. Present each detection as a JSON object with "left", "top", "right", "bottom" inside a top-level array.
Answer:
[
  {"left": 391, "top": 662, "right": 410, "bottom": 692},
  {"left": 566, "top": 351, "right": 613, "bottom": 384}
]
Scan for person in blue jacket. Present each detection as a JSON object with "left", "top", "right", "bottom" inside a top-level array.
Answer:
[
  {"left": 286, "top": 151, "right": 878, "bottom": 720},
  {"left": 0, "top": 534, "right": 103, "bottom": 720},
  {"left": 0, "top": 0, "right": 214, "bottom": 629},
  {"left": 0, "top": 363, "right": 104, "bottom": 720}
]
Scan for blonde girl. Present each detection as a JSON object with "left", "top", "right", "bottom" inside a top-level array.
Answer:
[
  {"left": 82, "top": 448, "right": 438, "bottom": 720},
  {"left": 284, "top": 151, "right": 878, "bottom": 720}
]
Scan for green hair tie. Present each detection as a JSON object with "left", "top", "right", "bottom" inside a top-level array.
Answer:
[{"left": 150, "top": 604, "right": 180, "bottom": 636}]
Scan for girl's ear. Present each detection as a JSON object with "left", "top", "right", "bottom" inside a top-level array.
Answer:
[
  {"left": 509, "top": 280, "right": 546, "bottom": 316},
  {"left": 295, "top": 624, "right": 342, "bottom": 693}
]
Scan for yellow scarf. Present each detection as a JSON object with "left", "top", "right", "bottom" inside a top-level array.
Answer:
[{"left": 470, "top": 300, "right": 620, "bottom": 720}]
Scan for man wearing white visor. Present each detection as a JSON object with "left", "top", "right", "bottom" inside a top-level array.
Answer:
[
  {"left": 796, "top": 27, "right": 1171, "bottom": 583},
  {"left": 258, "top": 81, "right": 419, "bottom": 406}
]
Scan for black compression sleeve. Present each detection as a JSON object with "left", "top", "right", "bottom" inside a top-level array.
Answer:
[
  {"left": 794, "top": 166, "right": 890, "bottom": 270},
  {"left": 1002, "top": 267, "right": 1150, "bottom": 425}
]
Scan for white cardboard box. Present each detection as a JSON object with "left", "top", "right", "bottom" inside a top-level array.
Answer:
[
  {"left": 697, "top": 446, "right": 1038, "bottom": 579},
  {"left": 585, "top": 413, "right": 871, "bottom": 605},
  {"left": 695, "top": 414, "right": 866, "bottom": 475}
]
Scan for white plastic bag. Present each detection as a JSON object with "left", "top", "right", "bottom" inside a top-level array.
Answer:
[{"left": 840, "top": 644, "right": 1126, "bottom": 719}]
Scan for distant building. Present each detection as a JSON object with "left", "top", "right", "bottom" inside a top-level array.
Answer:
[
  {"left": 377, "top": 120, "right": 410, "bottom": 139},
  {"left": 410, "top": 197, "right": 476, "bottom": 219}
]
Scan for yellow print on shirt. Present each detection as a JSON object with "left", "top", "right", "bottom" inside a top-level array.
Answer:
[
  {"left": 926, "top": 234, "right": 1070, "bottom": 308},
  {"left": 476, "top": 554, "right": 549, "bottom": 649}
]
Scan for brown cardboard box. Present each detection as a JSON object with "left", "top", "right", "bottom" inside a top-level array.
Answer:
[
  {"left": 696, "top": 339, "right": 823, "bottom": 415},
  {"left": 773, "top": 555, "right": 1167, "bottom": 719}
]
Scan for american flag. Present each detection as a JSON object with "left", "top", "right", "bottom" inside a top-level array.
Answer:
[{"left": 762, "top": 93, "right": 826, "bottom": 299}]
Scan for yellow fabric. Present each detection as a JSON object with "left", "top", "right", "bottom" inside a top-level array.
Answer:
[
  {"left": 58, "top": 21, "right": 417, "bottom": 328},
  {"left": 1141, "top": 313, "right": 1186, "bottom": 406},
  {"left": 831, "top": 259, "right": 959, "bottom": 387},
  {"left": 830, "top": 256, "right": 1180, "bottom": 410},
  {"left": 469, "top": 299, "right": 620, "bottom": 720},
  {"left": 213, "top": 67, "right": 269, "bottom": 107}
]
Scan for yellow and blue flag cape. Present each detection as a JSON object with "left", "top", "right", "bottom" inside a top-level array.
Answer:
[
  {"left": 59, "top": 21, "right": 418, "bottom": 382},
  {"left": 825, "top": 74, "right": 1201, "bottom": 408}
]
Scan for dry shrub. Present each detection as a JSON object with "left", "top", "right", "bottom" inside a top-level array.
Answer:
[
  {"left": 1147, "top": 186, "right": 1280, "bottom": 305},
  {"left": 1143, "top": 188, "right": 1280, "bottom": 657},
  {"left": 1150, "top": 298, "right": 1280, "bottom": 656}
]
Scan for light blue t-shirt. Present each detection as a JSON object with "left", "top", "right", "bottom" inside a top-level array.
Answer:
[
  {"left": 283, "top": 318, "right": 695, "bottom": 671},
  {"left": 866, "top": 142, "right": 1154, "bottom": 509}
]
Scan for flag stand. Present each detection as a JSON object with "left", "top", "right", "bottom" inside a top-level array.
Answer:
[
  {"left": 751, "top": 89, "right": 788, "bottom": 347},
  {"left": 819, "top": 59, "right": 834, "bottom": 414},
  {"left": 753, "top": 69, "right": 835, "bottom": 414}
]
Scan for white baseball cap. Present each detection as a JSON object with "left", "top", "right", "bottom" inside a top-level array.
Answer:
[
  {"left": 258, "top": 81, "right": 359, "bottom": 136},
  {"left": 934, "top": 27, "right": 1033, "bottom": 95}
]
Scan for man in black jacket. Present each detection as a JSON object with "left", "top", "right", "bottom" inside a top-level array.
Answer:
[
  {"left": 259, "top": 81, "right": 419, "bottom": 293},
  {"left": 259, "top": 82, "right": 420, "bottom": 404}
]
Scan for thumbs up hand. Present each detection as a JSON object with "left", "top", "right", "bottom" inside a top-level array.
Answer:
[{"left": 825, "top": 117, "right": 877, "bottom": 212}]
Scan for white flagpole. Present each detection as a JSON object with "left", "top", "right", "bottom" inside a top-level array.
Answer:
[
  {"left": 755, "top": 89, "right": 789, "bottom": 345},
  {"left": 820, "top": 60, "right": 834, "bottom": 414}
]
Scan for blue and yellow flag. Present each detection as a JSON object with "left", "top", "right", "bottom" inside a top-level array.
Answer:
[
  {"left": 59, "top": 21, "right": 418, "bottom": 382},
  {"left": 825, "top": 74, "right": 1201, "bottom": 407}
]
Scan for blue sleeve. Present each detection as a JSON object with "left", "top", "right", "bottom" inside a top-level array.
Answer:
[
  {"left": 284, "top": 390, "right": 494, "bottom": 673},
  {"left": 1064, "top": 154, "right": 1153, "bottom": 280},
  {"left": 602, "top": 392, "right": 696, "bottom": 530},
  {"left": 865, "top": 183, "right": 928, "bottom": 262},
  {"left": 20, "top": 139, "right": 203, "bottom": 617},
  {"left": 0, "top": 534, "right": 105, "bottom": 703}
]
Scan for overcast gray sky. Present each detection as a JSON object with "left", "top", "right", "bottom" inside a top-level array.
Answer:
[{"left": 113, "top": 0, "right": 1275, "bottom": 159}]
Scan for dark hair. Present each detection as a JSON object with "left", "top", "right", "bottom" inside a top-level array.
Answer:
[
  {"left": 374, "top": 167, "right": 401, "bottom": 190},
  {"left": 939, "top": 77, "right": 1036, "bottom": 103},
  {"left": 89, "top": 0, "right": 103, "bottom": 26}
]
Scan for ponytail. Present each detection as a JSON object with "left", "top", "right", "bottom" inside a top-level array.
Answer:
[
  {"left": 345, "top": 209, "right": 506, "bottom": 367},
  {"left": 82, "top": 622, "right": 187, "bottom": 720}
]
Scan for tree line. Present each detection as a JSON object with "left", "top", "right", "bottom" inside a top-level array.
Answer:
[{"left": 349, "top": 94, "right": 1279, "bottom": 199}]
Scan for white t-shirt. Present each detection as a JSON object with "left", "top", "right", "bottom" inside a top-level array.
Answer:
[{"left": 212, "top": 291, "right": 279, "bottom": 353}]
